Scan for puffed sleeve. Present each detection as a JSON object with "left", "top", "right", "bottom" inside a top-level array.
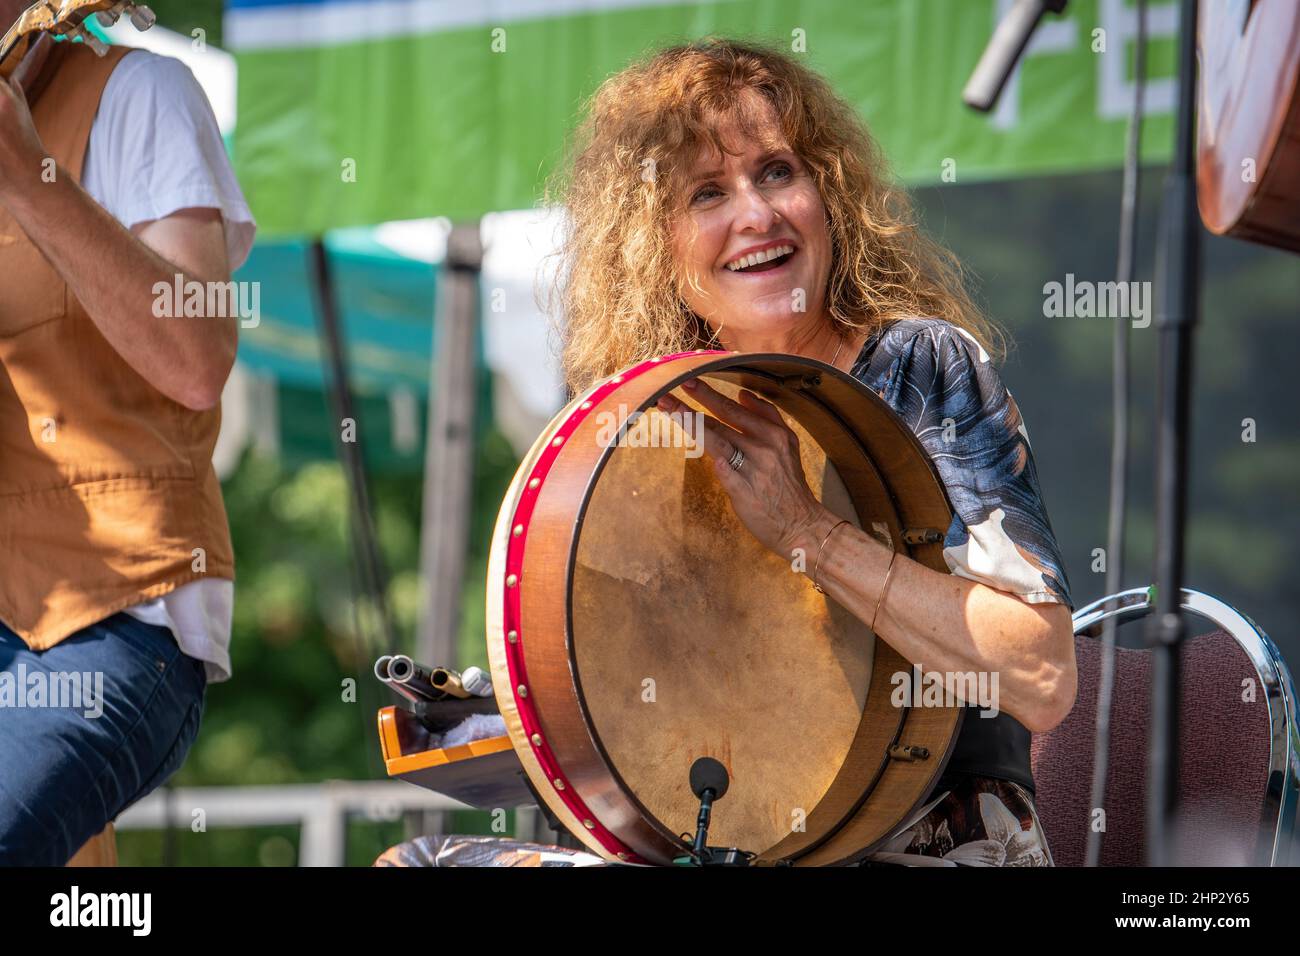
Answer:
[{"left": 858, "top": 318, "right": 1073, "bottom": 609}]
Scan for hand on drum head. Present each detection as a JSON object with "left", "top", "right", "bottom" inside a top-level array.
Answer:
[{"left": 655, "top": 377, "right": 832, "bottom": 558}]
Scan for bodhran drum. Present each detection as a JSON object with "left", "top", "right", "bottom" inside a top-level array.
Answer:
[{"left": 486, "top": 350, "right": 963, "bottom": 866}]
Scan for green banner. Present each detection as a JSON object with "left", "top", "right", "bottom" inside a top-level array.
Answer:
[{"left": 227, "top": 0, "right": 1178, "bottom": 235}]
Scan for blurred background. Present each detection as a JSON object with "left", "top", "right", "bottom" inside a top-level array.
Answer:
[{"left": 100, "top": 0, "right": 1298, "bottom": 864}]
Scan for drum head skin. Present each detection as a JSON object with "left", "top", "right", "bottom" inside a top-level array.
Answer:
[
  {"left": 487, "top": 351, "right": 962, "bottom": 865},
  {"left": 574, "top": 377, "right": 874, "bottom": 853}
]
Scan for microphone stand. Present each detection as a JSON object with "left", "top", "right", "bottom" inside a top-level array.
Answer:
[
  {"left": 1145, "top": 0, "right": 1200, "bottom": 866},
  {"left": 678, "top": 758, "right": 752, "bottom": 866},
  {"left": 962, "top": 0, "right": 1201, "bottom": 866}
]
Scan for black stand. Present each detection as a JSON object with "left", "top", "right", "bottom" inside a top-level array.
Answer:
[
  {"left": 963, "top": 0, "right": 1202, "bottom": 867},
  {"left": 309, "top": 238, "right": 395, "bottom": 658},
  {"left": 1145, "top": 0, "right": 1201, "bottom": 867}
]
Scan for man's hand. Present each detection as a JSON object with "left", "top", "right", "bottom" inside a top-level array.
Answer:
[
  {"left": 0, "top": 42, "right": 239, "bottom": 411},
  {"left": 0, "top": 66, "right": 51, "bottom": 205}
]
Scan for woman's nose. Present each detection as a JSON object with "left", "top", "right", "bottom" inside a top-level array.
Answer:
[{"left": 731, "top": 182, "right": 781, "bottom": 231}]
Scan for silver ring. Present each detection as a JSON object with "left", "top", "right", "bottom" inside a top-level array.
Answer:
[{"left": 727, "top": 447, "right": 745, "bottom": 471}]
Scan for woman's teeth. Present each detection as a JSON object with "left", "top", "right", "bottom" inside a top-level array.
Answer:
[{"left": 725, "top": 244, "right": 795, "bottom": 271}]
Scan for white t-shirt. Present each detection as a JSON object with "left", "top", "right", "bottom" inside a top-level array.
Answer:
[{"left": 80, "top": 50, "right": 257, "bottom": 684}]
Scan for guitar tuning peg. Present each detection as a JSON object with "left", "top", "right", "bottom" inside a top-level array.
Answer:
[
  {"left": 70, "top": 25, "right": 110, "bottom": 57},
  {"left": 95, "top": 10, "right": 120, "bottom": 28},
  {"left": 127, "top": 4, "right": 157, "bottom": 32}
]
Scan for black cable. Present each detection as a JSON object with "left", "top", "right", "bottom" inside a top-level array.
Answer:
[
  {"left": 308, "top": 238, "right": 399, "bottom": 859},
  {"left": 309, "top": 239, "right": 395, "bottom": 659},
  {"left": 1085, "top": 0, "right": 1146, "bottom": 868}
]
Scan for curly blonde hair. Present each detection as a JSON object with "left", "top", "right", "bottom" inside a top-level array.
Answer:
[{"left": 543, "top": 37, "right": 1004, "bottom": 397}]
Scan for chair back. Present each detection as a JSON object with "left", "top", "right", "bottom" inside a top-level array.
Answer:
[{"left": 1030, "top": 588, "right": 1298, "bottom": 866}]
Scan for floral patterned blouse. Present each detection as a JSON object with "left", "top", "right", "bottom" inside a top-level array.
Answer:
[{"left": 849, "top": 317, "right": 1073, "bottom": 612}]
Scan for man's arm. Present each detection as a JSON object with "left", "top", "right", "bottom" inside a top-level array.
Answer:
[{"left": 0, "top": 70, "right": 236, "bottom": 412}]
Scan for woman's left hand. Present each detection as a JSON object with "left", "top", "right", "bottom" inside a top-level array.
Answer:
[{"left": 656, "top": 378, "right": 829, "bottom": 557}]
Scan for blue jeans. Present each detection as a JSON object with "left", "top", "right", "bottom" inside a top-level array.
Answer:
[{"left": 0, "top": 612, "right": 206, "bottom": 865}]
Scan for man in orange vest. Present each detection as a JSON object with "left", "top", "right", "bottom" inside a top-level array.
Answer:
[{"left": 0, "top": 9, "right": 253, "bottom": 864}]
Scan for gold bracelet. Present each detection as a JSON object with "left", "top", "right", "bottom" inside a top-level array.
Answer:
[
  {"left": 811, "top": 519, "right": 850, "bottom": 594},
  {"left": 870, "top": 551, "right": 898, "bottom": 632}
]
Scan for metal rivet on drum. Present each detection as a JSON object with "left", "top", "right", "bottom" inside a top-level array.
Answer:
[
  {"left": 506, "top": 574, "right": 518, "bottom": 587},
  {"left": 583, "top": 819, "right": 595, "bottom": 830},
  {"left": 551, "top": 435, "right": 564, "bottom": 447},
  {"left": 517, "top": 684, "right": 527, "bottom": 697},
  {"left": 580, "top": 401, "right": 593, "bottom": 410},
  {"left": 617, "top": 852, "right": 630, "bottom": 861},
  {"left": 512, "top": 524, "right": 523, "bottom": 536},
  {"left": 611, "top": 376, "right": 623, "bottom": 384},
  {"left": 528, "top": 477, "right": 540, "bottom": 490},
  {"left": 507, "top": 629, "right": 518, "bottom": 643},
  {"left": 530, "top": 733, "right": 542, "bottom": 746},
  {"left": 553, "top": 778, "right": 565, "bottom": 791}
]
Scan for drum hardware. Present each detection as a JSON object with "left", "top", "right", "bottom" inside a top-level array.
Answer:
[
  {"left": 888, "top": 745, "right": 931, "bottom": 762},
  {"left": 902, "top": 528, "right": 945, "bottom": 545},
  {"left": 777, "top": 372, "right": 823, "bottom": 390}
]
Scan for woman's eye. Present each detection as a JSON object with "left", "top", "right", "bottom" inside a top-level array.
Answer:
[
  {"left": 765, "top": 162, "right": 793, "bottom": 182},
  {"left": 690, "top": 163, "right": 790, "bottom": 204}
]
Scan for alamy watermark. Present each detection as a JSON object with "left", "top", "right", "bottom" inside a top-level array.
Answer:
[
  {"left": 1042, "top": 273, "right": 1151, "bottom": 328},
  {"left": 152, "top": 273, "right": 261, "bottom": 328},
  {"left": 594, "top": 404, "right": 705, "bottom": 457},
  {"left": 891, "top": 666, "right": 1000, "bottom": 716},
  {"left": 50, "top": 886, "right": 150, "bottom": 936},
  {"left": 0, "top": 665, "right": 104, "bottom": 718}
]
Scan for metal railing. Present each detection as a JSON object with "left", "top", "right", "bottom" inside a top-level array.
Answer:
[{"left": 116, "top": 781, "right": 546, "bottom": 866}]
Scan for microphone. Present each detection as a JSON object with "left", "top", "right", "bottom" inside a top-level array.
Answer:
[
  {"left": 689, "top": 757, "right": 738, "bottom": 863},
  {"left": 962, "top": 0, "right": 1069, "bottom": 112},
  {"left": 690, "top": 756, "right": 730, "bottom": 802}
]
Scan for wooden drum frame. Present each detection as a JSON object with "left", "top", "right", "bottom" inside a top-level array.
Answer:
[{"left": 486, "top": 350, "right": 963, "bottom": 866}]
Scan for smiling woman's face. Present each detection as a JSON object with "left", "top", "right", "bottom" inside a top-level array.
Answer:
[{"left": 670, "top": 91, "right": 832, "bottom": 350}]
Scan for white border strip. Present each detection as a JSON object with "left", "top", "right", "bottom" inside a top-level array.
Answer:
[{"left": 224, "top": 0, "right": 732, "bottom": 52}]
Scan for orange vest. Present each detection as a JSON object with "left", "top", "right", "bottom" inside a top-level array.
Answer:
[{"left": 0, "top": 42, "right": 234, "bottom": 650}]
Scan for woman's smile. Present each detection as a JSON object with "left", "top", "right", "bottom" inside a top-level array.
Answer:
[{"left": 721, "top": 242, "right": 798, "bottom": 278}]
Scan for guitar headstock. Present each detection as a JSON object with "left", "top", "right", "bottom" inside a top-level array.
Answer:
[{"left": 1, "top": 1, "right": 156, "bottom": 66}]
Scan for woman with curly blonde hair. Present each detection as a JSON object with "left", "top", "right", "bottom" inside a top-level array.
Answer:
[{"left": 525, "top": 37, "right": 1076, "bottom": 867}]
